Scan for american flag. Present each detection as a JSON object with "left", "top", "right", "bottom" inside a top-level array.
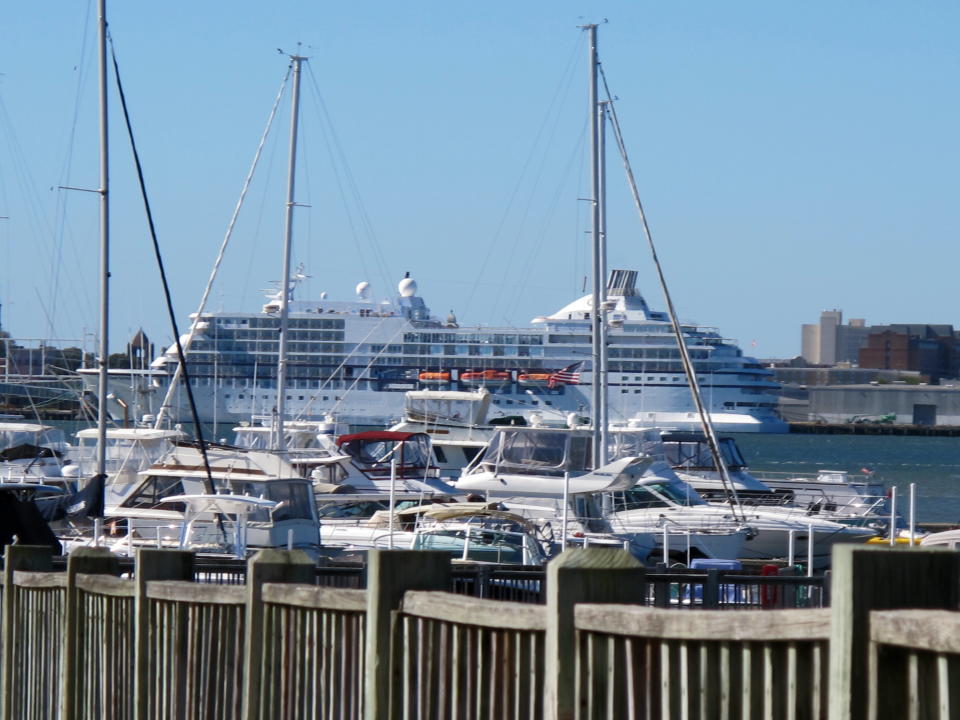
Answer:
[{"left": 547, "top": 361, "right": 584, "bottom": 389}]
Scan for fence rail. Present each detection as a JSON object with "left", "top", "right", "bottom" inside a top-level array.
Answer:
[{"left": 1, "top": 544, "right": 959, "bottom": 720}]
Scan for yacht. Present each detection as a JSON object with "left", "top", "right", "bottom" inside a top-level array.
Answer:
[
  {"left": 661, "top": 431, "right": 891, "bottom": 524},
  {"left": 456, "top": 425, "right": 876, "bottom": 565},
  {"left": 0, "top": 421, "right": 71, "bottom": 481},
  {"left": 454, "top": 425, "right": 737, "bottom": 562},
  {"left": 80, "top": 270, "right": 786, "bottom": 434}
]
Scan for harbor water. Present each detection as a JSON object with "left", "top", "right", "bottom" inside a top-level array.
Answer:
[{"left": 734, "top": 433, "right": 960, "bottom": 524}]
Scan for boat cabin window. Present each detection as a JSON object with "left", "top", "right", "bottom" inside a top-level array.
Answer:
[
  {"left": 606, "top": 429, "right": 668, "bottom": 464},
  {"left": 229, "top": 480, "right": 314, "bottom": 522},
  {"left": 612, "top": 481, "right": 705, "bottom": 511},
  {"left": 405, "top": 396, "right": 482, "bottom": 425},
  {"left": 492, "top": 430, "right": 593, "bottom": 476},
  {"left": 501, "top": 432, "right": 566, "bottom": 474},
  {"left": 662, "top": 435, "right": 746, "bottom": 470},
  {"left": 121, "top": 475, "right": 186, "bottom": 512},
  {"left": 610, "top": 487, "right": 671, "bottom": 511},
  {"left": 573, "top": 495, "right": 609, "bottom": 533},
  {"left": 310, "top": 463, "right": 349, "bottom": 484},
  {"left": 232, "top": 429, "right": 270, "bottom": 450},
  {"left": 0, "top": 427, "right": 65, "bottom": 451},
  {"left": 317, "top": 501, "right": 387, "bottom": 519},
  {"left": 340, "top": 434, "right": 432, "bottom": 476}
]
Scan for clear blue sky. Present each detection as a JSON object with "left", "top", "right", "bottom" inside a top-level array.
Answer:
[{"left": 1, "top": 1, "right": 957, "bottom": 360}]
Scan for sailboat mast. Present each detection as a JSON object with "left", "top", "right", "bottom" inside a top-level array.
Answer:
[
  {"left": 96, "top": 0, "right": 109, "bottom": 478},
  {"left": 587, "top": 24, "right": 604, "bottom": 468},
  {"left": 598, "top": 99, "right": 609, "bottom": 465},
  {"left": 275, "top": 54, "right": 305, "bottom": 451}
]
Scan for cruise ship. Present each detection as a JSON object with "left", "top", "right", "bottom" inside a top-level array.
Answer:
[{"left": 80, "top": 269, "right": 786, "bottom": 433}]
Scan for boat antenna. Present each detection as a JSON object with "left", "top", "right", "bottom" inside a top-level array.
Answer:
[
  {"left": 108, "top": 40, "right": 218, "bottom": 499},
  {"left": 598, "top": 64, "right": 746, "bottom": 524}
]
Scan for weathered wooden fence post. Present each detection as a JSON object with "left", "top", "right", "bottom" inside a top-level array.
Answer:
[
  {"left": 134, "top": 548, "right": 194, "bottom": 720},
  {"left": 1, "top": 545, "right": 53, "bottom": 720},
  {"left": 544, "top": 548, "right": 646, "bottom": 720},
  {"left": 242, "top": 549, "right": 315, "bottom": 720},
  {"left": 363, "top": 549, "right": 450, "bottom": 720},
  {"left": 828, "top": 544, "right": 960, "bottom": 720},
  {"left": 60, "top": 547, "right": 120, "bottom": 720}
]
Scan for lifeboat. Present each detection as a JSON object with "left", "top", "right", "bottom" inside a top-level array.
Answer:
[
  {"left": 517, "top": 372, "right": 552, "bottom": 387},
  {"left": 460, "top": 370, "right": 511, "bottom": 386},
  {"left": 418, "top": 371, "right": 451, "bottom": 384}
]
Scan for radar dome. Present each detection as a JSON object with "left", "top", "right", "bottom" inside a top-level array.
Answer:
[
  {"left": 355, "top": 282, "right": 371, "bottom": 300},
  {"left": 320, "top": 291, "right": 328, "bottom": 300},
  {"left": 398, "top": 271, "right": 417, "bottom": 297}
]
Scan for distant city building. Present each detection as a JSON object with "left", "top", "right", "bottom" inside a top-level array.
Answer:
[
  {"left": 858, "top": 324, "right": 959, "bottom": 383},
  {"left": 799, "top": 311, "right": 960, "bottom": 383},
  {"left": 801, "top": 310, "right": 868, "bottom": 365}
]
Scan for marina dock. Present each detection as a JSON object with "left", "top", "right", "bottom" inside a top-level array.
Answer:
[{"left": 2, "top": 544, "right": 957, "bottom": 719}]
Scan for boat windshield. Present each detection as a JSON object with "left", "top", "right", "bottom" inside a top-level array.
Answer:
[
  {"left": 121, "top": 475, "right": 186, "bottom": 511},
  {"left": 317, "top": 500, "right": 387, "bottom": 519},
  {"left": 662, "top": 434, "right": 746, "bottom": 470},
  {"left": 75, "top": 436, "right": 174, "bottom": 475},
  {"left": 607, "top": 429, "right": 667, "bottom": 464},
  {"left": 486, "top": 430, "right": 592, "bottom": 476},
  {"left": 340, "top": 434, "right": 433, "bottom": 477},
  {"left": 405, "top": 395, "right": 486, "bottom": 426},
  {"left": 228, "top": 480, "right": 315, "bottom": 522},
  {"left": 611, "top": 481, "right": 707, "bottom": 511},
  {"left": 0, "top": 426, "right": 65, "bottom": 452},
  {"left": 412, "top": 525, "right": 536, "bottom": 564}
]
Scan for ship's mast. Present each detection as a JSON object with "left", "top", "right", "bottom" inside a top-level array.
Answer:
[
  {"left": 275, "top": 54, "right": 305, "bottom": 451},
  {"left": 95, "top": 0, "right": 110, "bottom": 481},
  {"left": 598, "top": 99, "right": 610, "bottom": 465},
  {"left": 587, "top": 23, "right": 604, "bottom": 468}
]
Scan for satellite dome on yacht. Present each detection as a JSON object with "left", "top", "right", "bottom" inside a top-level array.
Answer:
[{"left": 356, "top": 282, "right": 371, "bottom": 300}]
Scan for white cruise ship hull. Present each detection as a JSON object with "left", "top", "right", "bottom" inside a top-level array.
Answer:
[{"left": 79, "top": 269, "right": 787, "bottom": 433}]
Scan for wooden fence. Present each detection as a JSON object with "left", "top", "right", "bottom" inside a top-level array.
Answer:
[{"left": 1, "top": 543, "right": 958, "bottom": 720}]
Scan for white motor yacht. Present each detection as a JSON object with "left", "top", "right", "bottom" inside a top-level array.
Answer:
[
  {"left": 0, "top": 421, "right": 70, "bottom": 481},
  {"left": 661, "top": 431, "right": 891, "bottom": 526},
  {"left": 455, "top": 425, "right": 696, "bottom": 562}
]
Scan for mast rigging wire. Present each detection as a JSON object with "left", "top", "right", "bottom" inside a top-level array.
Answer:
[
  {"left": 304, "top": 64, "right": 393, "bottom": 301},
  {"left": 108, "top": 39, "right": 218, "bottom": 500},
  {"left": 154, "top": 64, "right": 292, "bottom": 428},
  {"left": 464, "top": 34, "right": 587, "bottom": 323},
  {"left": 597, "top": 64, "right": 746, "bottom": 525}
]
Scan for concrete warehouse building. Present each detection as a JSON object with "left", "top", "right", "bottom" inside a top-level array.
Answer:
[{"left": 808, "top": 384, "right": 960, "bottom": 426}]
